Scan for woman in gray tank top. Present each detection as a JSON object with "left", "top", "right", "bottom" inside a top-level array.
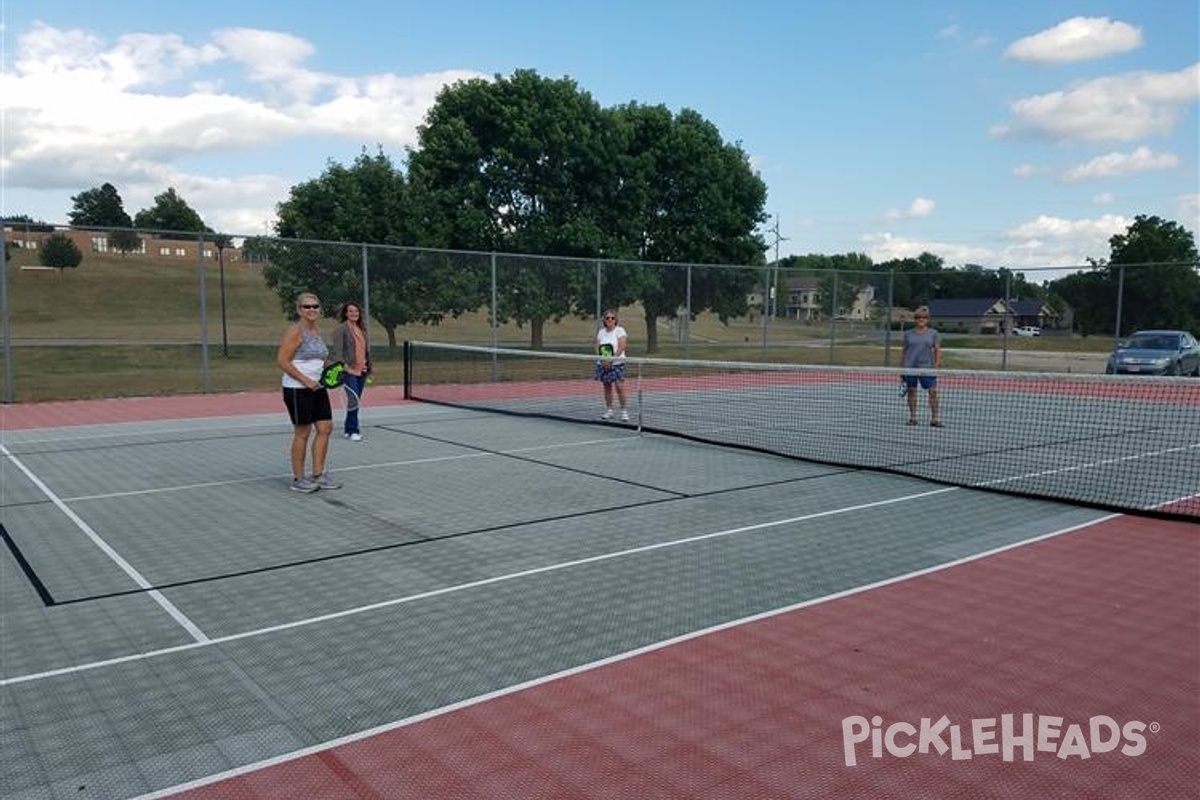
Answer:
[{"left": 276, "top": 293, "right": 343, "bottom": 492}]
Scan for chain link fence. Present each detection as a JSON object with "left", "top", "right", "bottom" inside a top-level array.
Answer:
[{"left": 3, "top": 222, "right": 1197, "bottom": 402}]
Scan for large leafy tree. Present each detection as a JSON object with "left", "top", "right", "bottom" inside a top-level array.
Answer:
[
  {"left": 874, "top": 252, "right": 946, "bottom": 309},
  {"left": 69, "top": 183, "right": 142, "bottom": 253},
  {"left": 68, "top": 183, "right": 133, "bottom": 228},
  {"left": 1107, "top": 215, "right": 1199, "bottom": 333},
  {"left": 409, "top": 69, "right": 622, "bottom": 347},
  {"left": 605, "top": 103, "right": 768, "bottom": 352},
  {"left": 133, "top": 187, "right": 209, "bottom": 239},
  {"left": 269, "top": 150, "right": 479, "bottom": 350},
  {"left": 1048, "top": 267, "right": 1113, "bottom": 336}
]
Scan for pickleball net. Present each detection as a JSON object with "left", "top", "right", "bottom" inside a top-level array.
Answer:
[{"left": 404, "top": 341, "right": 1200, "bottom": 521}]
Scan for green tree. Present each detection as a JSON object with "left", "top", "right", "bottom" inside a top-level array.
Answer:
[
  {"left": 1049, "top": 268, "right": 1113, "bottom": 336},
  {"left": 68, "top": 183, "right": 133, "bottom": 229},
  {"left": 133, "top": 187, "right": 208, "bottom": 239},
  {"left": 269, "top": 150, "right": 480, "bottom": 351},
  {"left": 1107, "top": 215, "right": 1199, "bottom": 333},
  {"left": 873, "top": 252, "right": 946, "bottom": 309},
  {"left": 1050, "top": 216, "right": 1199, "bottom": 335},
  {"left": 603, "top": 103, "right": 768, "bottom": 352},
  {"left": 4, "top": 214, "right": 55, "bottom": 232},
  {"left": 409, "top": 69, "right": 621, "bottom": 347},
  {"left": 40, "top": 233, "right": 83, "bottom": 272}
]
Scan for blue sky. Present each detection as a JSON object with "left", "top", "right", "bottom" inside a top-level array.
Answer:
[{"left": 2, "top": 0, "right": 1197, "bottom": 277}]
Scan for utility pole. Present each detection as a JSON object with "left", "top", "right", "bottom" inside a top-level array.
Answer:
[
  {"left": 766, "top": 213, "right": 789, "bottom": 322},
  {"left": 763, "top": 214, "right": 792, "bottom": 352}
]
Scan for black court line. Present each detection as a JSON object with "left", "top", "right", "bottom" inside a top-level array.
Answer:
[
  {"left": 629, "top": 419, "right": 1191, "bottom": 522},
  {"left": 378, "top": 423, "right": 699, "bottom": 497},
  {"left": 409, "top": 386, "right": 1195, "bottom": 524},
  {"left": 0, "top": 523, "right": 55, "bottom": 606},
  {"left": 18, "top": 468, "right": 850, "bottom": 608}
]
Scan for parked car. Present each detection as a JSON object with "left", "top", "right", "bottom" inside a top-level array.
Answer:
[
  {"left": 1013, "top": 326, "right": 1042, "bottom": 337},
  {"left": 1106, "top": 330, "right": 1200, "bottom": 376}
]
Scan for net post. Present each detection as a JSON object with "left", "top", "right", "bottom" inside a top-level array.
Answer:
[
  {"left": 402, "top": 341, "right": 411, "bottom": 399},
  {"left": 635, "top": 358, "right": 643, "bottom": 433}
]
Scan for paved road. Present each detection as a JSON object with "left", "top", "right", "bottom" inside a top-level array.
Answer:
[{"left": 951, "top": 347, "right": 1110, "bottom": 373}]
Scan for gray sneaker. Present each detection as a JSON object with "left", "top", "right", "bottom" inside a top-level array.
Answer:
[
  {"left": 291, "top": 476, "right": 319, "bottom": 493},
  {"left": 312, "top": 472, "right": 342, "bottom": 490}
]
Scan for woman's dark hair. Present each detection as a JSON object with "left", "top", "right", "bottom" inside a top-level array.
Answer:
[{"left": 339, "top": 302, "right": 363, "bottom": 325}]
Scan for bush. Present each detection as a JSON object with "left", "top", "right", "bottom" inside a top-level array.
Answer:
[{"left": 40, "top": 234, "right": 83, "bottom": 271}]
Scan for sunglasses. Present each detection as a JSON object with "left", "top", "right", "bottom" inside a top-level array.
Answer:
[
  {"left": 603, "top": 316, "right": 616, "bottom": 321},
  {"left": 300, "top": 304, "right": 320, "bottom": 309}
]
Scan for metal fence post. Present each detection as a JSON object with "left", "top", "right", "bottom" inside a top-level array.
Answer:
[{"left": 197, "top": 233, "right": 211, "bottom": 392}]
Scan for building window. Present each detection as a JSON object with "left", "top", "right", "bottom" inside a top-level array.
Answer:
[{"left": 91, "top": 237, "right": 109, "bottom": 253}]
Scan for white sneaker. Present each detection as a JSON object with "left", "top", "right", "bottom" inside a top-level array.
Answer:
[
  {"left": 620, "top": 410, "right": 630, "bottom": 422},
  {"left": 601, "top": 408, "right": 614, "bottom": 420},
  {"left": 349, "top": 433, "right": 363, "bottom": 442}
]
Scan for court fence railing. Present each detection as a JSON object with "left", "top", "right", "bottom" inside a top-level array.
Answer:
[{"left": 2, "top": 220, "right": 1198, "bottom": 403}]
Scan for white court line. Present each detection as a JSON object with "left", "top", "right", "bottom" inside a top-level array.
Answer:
[
  {"left": 973, "top": 440, "right": 1200, "bottom": 509},
  {"left": 0, "top": 484, "right": 960, "bottom": 687},
  {"left": 129, "top": 510, "right": 1120, "bottom": 800},
  {"left": 0, "top": 403, "right": 463, "bottom": 447},
  {"left": 62, "top": 436, "right": 630, "bottom": 503},
  {"left": 0, "top": 443, "right": 210, "bottom": 644}
]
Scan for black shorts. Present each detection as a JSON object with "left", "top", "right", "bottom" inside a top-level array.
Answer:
[{"left": 282, "top": 386, "right": 332, "bottom": 425}]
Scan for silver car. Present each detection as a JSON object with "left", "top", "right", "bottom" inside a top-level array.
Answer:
[{"left": 1106, "top": 329, "right": 1200, "bottom": 376}]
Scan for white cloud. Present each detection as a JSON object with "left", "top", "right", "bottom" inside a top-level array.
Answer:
[
  {"left": 1092, "top": 192, "right": 1116, "bottom": 205},
  {"left": 1001, "top": 213, "right": 1131, "bottom": 265},
  {"left": 861, "top": 232, "right": 992, "bottom": 265},
  {"left": 882, "top": 197, "right": 936, "bottom": 222},
  {"left": 0, "top": 23, "right": 483, "bottom": 232},
  {"left": 1005, "top": 17, "right": 1142, "bottom": 64},
  {"left": 1012, "top": 163, "right": 1044, "bottom": 178},
  {"left": 990, "top": 64, "right": 1200, "bottom": 143},
  {"left": 1177, "top": 194, "right": 1200, "bottom": 237},
  {"left": 861, "top": 212, "right": 1133, "bottom": 272},
  {"left": 934, "top": 22, "right": 994, "bottom": 51},
  {"left": 1063, "top": 146, "right": 1180, "bottom": 182}
]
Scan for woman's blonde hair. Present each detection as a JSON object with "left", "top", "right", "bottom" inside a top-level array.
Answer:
[{"left": 295, "top": 292, "right": 320, "bottom": 311}]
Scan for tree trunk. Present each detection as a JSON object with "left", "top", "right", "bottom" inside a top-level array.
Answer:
[
  {"left": 643, "top": 308, "right": 659, "bottom": 353},
  {"left": 531, "top": 318, "right": 545, "bottom": 349}
]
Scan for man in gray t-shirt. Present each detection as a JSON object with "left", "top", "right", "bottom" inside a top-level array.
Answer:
[{"left": 901, "top": 307, "right": 943, "bottom": 427}]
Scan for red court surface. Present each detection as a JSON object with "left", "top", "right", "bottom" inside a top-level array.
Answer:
[{"left": 153, "top": 513, "right": 1199, "bottom": 800}]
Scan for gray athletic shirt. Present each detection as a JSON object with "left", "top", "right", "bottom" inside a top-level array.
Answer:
[{"left": 902, "top": 328, "right": 938, "bottom": 369}]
